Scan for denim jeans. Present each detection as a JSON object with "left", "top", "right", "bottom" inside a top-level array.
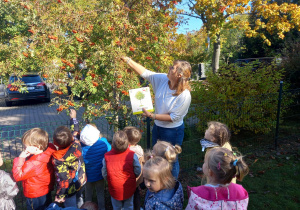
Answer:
[
  {"left": 26, "top": 193, "right": 52, "bottom": 210},
  {"left": 64, "top": 188, "right": 84, "bottom": 208},
  {"left": 111, "top": 195, "right": 134, "bottom": 210},
  {"left": 85, "top": 180, "right": 105, "bottom": 210},
  {"left": 152, "top": 123, "right": 185, "bottom": 179}
]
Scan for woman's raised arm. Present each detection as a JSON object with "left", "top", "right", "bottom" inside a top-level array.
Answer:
[{"left": 121, "top": 56, "right": 146, "bottom": 76}]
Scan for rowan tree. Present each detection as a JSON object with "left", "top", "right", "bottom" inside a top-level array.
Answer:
[{"left": 0, "top": 0, "right": 181, "bottom": 127}]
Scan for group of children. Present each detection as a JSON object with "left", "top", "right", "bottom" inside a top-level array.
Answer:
[{"left": 0, "top": 109, "right": 250, "bottom": 209}]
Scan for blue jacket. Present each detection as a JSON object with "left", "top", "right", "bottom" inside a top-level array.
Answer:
[
  {"left": 144, "top": 181, "right": 184, "bottom": 210},
  {"left": 81, "top": 137, "right": 111, "bottom": 182}
]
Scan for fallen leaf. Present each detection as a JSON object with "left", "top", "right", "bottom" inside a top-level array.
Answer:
[
  {"left": 277, "top": 163, "right": 284, "bottom": 167},
  {"left": 258, "top": 170, "right": 265, "bottom": 175}
]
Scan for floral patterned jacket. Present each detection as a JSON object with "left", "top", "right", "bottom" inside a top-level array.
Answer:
[{"left": 52, "top": 140, "right": 86, "bottom": 199}]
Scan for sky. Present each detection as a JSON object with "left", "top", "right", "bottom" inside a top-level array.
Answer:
[
  {"left": 176, "top": 1, "right": 203, "bottom": 34},
  {"left": 177, "top": 16, "right": 202, "bottom": 34}
]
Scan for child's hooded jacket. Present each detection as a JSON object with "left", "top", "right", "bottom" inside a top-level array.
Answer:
[
  {"left": 144, "top": 181, "right": 184, "bottom": 210},
  {"left": 186, "top": 183, "right": 249, "bottom": 210},
  {"left": 52, "top": 140, "right": 86, "bottom": 199},
  {"left": 80, "top": 124, "right": 111, "bottom": 182},
  {"left": 13, "top": 143, "right": 56, "bottom": 198}
]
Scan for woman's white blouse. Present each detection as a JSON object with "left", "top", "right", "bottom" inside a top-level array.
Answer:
[{"left": 141, "top": 69, "right": 191, "bottom": 128}]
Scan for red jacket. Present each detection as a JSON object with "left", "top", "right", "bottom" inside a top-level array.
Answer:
[
  {"left": 12, "top": 143, "right": 56, "bottom": 198},
  {"left": 105, "top": 147, "right": 136, "bottom": 200}
]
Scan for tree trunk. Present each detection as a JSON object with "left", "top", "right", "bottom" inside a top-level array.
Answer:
[{"left": 212, "top": 34, "right": 221, "bottom": 74}]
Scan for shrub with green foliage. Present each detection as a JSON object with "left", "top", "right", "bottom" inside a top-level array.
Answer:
[
  {"left": 190, "top": 63, "right": 292, "bottom": 134},
  {"left": 281, "top": 39, "right": 300, "bottom": 89}
]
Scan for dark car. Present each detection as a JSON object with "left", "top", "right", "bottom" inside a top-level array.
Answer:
[{"left": 5, "top": 74, "right": 51, "bottom": 106}]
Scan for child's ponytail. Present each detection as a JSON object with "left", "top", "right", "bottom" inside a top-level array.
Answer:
[
  {"left": 164, "top": 144, "right": 182, "bottom": 163},
  {"left": 174, "top": 145, "right": 182, "bottom": 155},
  {"left": 153, "top": 141, "right": 182, "bottom": 163},
  {"left": 232, "top": 156, "right": 249, "bottom": 181},
  {"left": 144, "top": 150, "right": 155, "bottom": 161},
  {"left": 205, "top": 147, "right": 249, "bottom": 184}
]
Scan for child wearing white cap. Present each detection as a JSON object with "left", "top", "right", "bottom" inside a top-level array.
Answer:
[
  {"left": 80, "top": 124, "right": 111, "bottom": 210},
  {"left": 70, "top": 109, "right": 111, "bottom": 210}
]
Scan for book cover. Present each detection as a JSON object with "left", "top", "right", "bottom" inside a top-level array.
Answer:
[{"left": 129, "top": 87, "right": 154, "bottom": 115}]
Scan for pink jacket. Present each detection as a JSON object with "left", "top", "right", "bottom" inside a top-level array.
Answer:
[{"left": 186, "top": 183, "right": 249, "bottom": 210}]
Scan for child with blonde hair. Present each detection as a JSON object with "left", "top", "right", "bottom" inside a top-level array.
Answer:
[
  {"left": 146, "top": 140, "right": 182, "bottom": 178},
  {"left": 186, "top": 147, "right": 249, "bottom": 209},
  {"left": 13, "top": 128, "right": 56, "bottom": 210},
  {"left": 143, "top": 156, "right": 183, "bottom": 209},
  {"left": 200, "top": 121, "right": 238, "bottom": 183},
  {"left": 0, "top": 151, "right": 19, "bottom": 210},
  {"left": 102, "top": 130, "right": 141, "bottom": 210},
  {"left": 201, "top": 121, "right": 232, "bottom": 151},
  {"left": 123, "top": 126, "right": 144, "bottom": 210},
  {"left": 123, "top": 126, "right": 144, "bottom": 163}
]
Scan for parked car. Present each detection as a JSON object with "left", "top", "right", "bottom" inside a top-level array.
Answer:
[{"left": 5, "top": 74, "right": 51, "bottom": 106}]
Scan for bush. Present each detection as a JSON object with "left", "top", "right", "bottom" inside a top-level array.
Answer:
[
  {"left": 281, "top": 39, "right": 300, "bottom": 89},
  {"left": 189, "top": 63, "right": 292, "bottom": 134}
]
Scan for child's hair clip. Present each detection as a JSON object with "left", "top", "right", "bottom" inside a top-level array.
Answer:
[
  {"left": 224, "top": 153, "right": 228, "bottom": 157},
  {"left": 233, "top": 152, "right": 237, "bottom": 156},
  {"left": 165, "top": 146, "right": 170, "bottom": 152},
  {"left": 233, "top": 159, "right": 238, "bottom": 166}
]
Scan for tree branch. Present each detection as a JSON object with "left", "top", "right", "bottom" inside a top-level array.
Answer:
[{"left": 181, "top": 12, "right": 201, "bottom": 19}]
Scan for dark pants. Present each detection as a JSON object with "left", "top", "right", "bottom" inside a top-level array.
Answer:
[
  {"left": 26, "top": 193, "right": 52, "bottom": 210},
  {"left": 133, "top": 187, "right": 141, "bottom": 210},
  {"left": 152, "top": 123, "right": 185, "bottom": 179},
  {"left": 64, "top": 188, "right": 84, "bottom": 208}
]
